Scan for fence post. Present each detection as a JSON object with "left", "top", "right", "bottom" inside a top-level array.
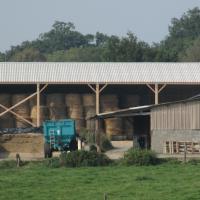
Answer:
[
  {"left": 184, "top": 143, "right": 187, "bottom": 163},
  {"left": 104, "top": 193, "right": 107, "bottom": 200}
]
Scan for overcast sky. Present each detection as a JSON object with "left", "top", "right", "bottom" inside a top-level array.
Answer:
[{"left": 0, "top": 0, "right": 200, "bottom": 52}]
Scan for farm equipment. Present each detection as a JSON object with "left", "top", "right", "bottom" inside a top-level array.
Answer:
[{"left": 43, "top": 119, "right": 78, "bottom": 158}]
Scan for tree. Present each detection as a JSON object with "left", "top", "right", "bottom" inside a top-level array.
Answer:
[
  {"left": 156, "top": 7, "right": 200, "bottom": 61},
  {"left": 46, "top": 47, "right": 104, "bottom": 62},
  {"left": 0, "top": 52, "right": 5, "bottom": 62},
  {"left": 35, "top": 21, "right": 89, "bottom": 53},
  {"left": 179, "top": 37, "right": 200, "bottom": 61},
  {"left": 10, "top": 47, "right": 46, "bottom": 61},
  {"left": 102, "top": 32, "right": 153, "bottom": 62}
]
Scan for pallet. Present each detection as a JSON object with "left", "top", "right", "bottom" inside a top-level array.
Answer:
[{"left": 164, "top": 141, "right": 200, "bottom": 154}]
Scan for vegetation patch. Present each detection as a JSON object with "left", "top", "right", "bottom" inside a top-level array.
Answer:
[{"left": 122, "top": 148, "right": 158, "bottom": 166}]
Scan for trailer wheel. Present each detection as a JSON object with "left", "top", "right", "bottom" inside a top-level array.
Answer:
[
  {"left": 44, "top": 143, "right": 52, "bottom": 158},
  {"left": 69, "top": 139, "right": 78, "bottom": 151}
]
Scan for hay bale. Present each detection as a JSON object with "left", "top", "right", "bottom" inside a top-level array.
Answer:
[
  {"left": 0, "top": 133, "right": 44, "bottom": 154},
  {"left": 75, "top": 119, "right": 85, "bottom": 133},
  {"left": 29, "top": 95, "right": 46, "bottom": 108},
  {"left": 65, "top": 94, "right": 82, "bottom": 106},
  {"left": 31, "top": 106, "right": 49, "bottom": 125},
  {"left": 49, "top": 106, "right": 67, "bottom": 120},
  {"left": 46, "top": 93, "right": 65, "bottom": 107},
  {"left": 0, "top": 118, "right": 15, "bottom": 128},
  {"left": 100, "top": 95, "right": 119, "bottom": 112},
  {"left": 123, "top": 117, "right": 134, "bottom": 140},
  {"left": 105, "top": 118, "right": 125, "bottom": 140},
  {"left": 84, "top": 106, "right": 96, "bottom": 131},
  {"left": 68, "top": 105, "right": 84, "bottom": 119},
  {"left": 82, "top": 94, "right": 95, "bottom": 106},
  {"left": 0, "top": 94, "right": 12, "bottom": 118},
  {"left": 12, "top": 94, "right": 31, "bottom": 128}
]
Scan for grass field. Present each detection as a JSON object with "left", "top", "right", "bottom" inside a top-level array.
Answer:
[{"left": 0, "top": 163, "right": 200, "bottom": 200}]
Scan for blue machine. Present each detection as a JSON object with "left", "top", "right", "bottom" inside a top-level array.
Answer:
[{"left": 43, "top": 119, "right": 77, "bottom": 158}]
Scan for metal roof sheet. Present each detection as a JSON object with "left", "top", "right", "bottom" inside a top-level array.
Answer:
[{"left": 0, "top": 62, "right": 200, "bottom": 84}]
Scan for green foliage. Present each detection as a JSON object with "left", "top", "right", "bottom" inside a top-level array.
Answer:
[
  {"left": 60, "top": 150, "right": 111, "bottom": 167},
  {"left": 100, "top": 134, "right": 113, "bottom": 152},
  {"left": 122, "top": 148, "right": 158, "bottom": 166},
  {"left": 46, "top": 47, "right": 104, "bottom": 62},
  {"left": 179, "top": 37, "right": 200, "bottom": 61},
  {"left": 156, "top": 7, "right": 200, "bottom": 61},
  {"left": 102, "top": 32, "right": 153, "bottom": 62},
  {"left": 10, "top": 47, "right": 46, "bottom": 61}
]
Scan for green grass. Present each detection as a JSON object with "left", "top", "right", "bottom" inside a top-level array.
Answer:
[{"left": 0, "top": 163, "right": 200, "bottom": 200}]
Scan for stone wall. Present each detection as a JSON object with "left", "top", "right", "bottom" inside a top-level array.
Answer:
[{"left": 151, "top": 130, "right": 200, "bottom": 154}]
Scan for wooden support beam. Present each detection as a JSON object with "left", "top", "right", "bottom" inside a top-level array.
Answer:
[
  {"left": 0, "top": 104, "right": 35, "bottom": 126},
  {"left": 146, "top": 84, "right": 155, "bottom": 93},
  {"left": 96, "top": 84, "right": 100, "bottom": 115},
  {"left": 0, "top": 84, "right": 48, "bottom": 118},
  {"left": 36, "top": 83, "right": 40, "bottom": 127},
  {"left": 95, "top": 84, "right": 100, "bottom": 150},
  {"left": 87, "top": 84, "right": 96, "bottom": 93},
  {"left": 155, "top": 83, "right": 159, "bottom": 104},
  {"left": 100, "top": 84, "right": 108, "bottom": 93},
  {"left": 158, "top": 84, "right": 167, "bottom": 93}
]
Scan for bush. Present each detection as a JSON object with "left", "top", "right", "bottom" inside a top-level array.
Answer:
[
  {"left": 43, "top": 157, "right": 61, "bottom": 168},
  {"left": 60, "top": 150, "right": 112, "bottom": 167},
  {"left": 122, "top": 148, "right": 158, "bottom": 166},
  {"left": 100, "top": 135, "right": 113, "bottom": 152}
]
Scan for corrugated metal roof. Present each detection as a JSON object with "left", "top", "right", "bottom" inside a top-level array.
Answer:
[{"left": 0, "top": 62, "right": 200, "bottom": 84}]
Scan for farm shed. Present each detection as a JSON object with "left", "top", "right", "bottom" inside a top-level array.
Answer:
[
  {"left": 1, "top": 62, "right": 200, "bottom": 141},
  {"left": 151, "top": 96, "right": 200, "bottom": 154}
]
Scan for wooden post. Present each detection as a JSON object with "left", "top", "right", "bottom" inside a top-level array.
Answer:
[
  {"left": 155, "top": 84, "right": 159, "bottom": 104},
  {"left": 95, "top": 84, "right": 100, "bottom": 149},
  {"left": 36, "top": 83, "right": 40, "bottom": 127}
]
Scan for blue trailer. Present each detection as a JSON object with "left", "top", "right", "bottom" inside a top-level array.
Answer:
[{"left": 43, "top": 119, "right": 78, "bottom": 158}]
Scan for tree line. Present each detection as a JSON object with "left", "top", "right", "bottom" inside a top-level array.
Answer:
[{"left": 1, "top": 7, "right": 200, "bottom": 62}]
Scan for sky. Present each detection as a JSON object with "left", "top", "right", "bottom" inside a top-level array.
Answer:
[{"left": 0, "top": 0, "right": 200, "bottom": 52}]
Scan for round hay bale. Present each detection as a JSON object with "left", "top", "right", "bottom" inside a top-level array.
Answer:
[
  {"left": 0, "top": 118, "right": 15, "bottom": 128},
  {"left": 74, "top": 119, "right": 85, "bottom": 133},
  {"left": 29, "top": 95, "right": 46, "bottom": 108},
  {"left": 123, "top": 117, "right": 134, "bottom": 140},
  {"left": 84, "top": 106, "right": 96, "bottom": 131},
  {"left": 65, "top": 94, "right": 82, "bottom": 106},
  {"left": 31, "top": 106, "right": 49, "bottom": 125},
  {"left": 15, "top": 117, "right": 32, "bottom": 128},
  {"left": 30, "top": 106, "right": 49, "bottom": 119},
  {"left": 82, "top": 94, "right": 95, "bottom": 106},
  {"left": 12, "top": 94, "right": 30, "bottom": 119},
  {"left": 104, "top": 118, "right": 124, "bottom": 140},
  {"left": 84, "top": 106, "right": 96, "bottom": 119},
  {"left": 67, "top": 105, "right": 84, "bottom": 119},
  {"left": 100, "top": 95, "right": 119, "bottom": 112},
  {"left": 46, "top": 94, "right": 65, "bottom": 107},
  {"left": 49, "top": 106, "right": 67, "bottom": 120},
  {"left": 0, "top": 93, "right": 12, "bottom": 119}
]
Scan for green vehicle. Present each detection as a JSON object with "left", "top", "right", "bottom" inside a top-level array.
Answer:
[{"left": 43, "top": 119, "right": 78, "bottom": 158}]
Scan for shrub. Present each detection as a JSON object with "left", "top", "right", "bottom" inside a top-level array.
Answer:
[
  {"left": 43, "top": 157, "right": 61, "bottom": 168},
  {"left": 100, "top": 135, "right": 113, "bottom": 152},
  {"left": 60, "top": 150, "right": 112, "bottom": 167},
  {"left": 122, "top": 148, "right": 158, "bottom": 166}
]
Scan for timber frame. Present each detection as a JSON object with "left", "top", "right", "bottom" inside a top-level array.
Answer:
[
  {"left": 146, "top": 84, "right": 167, "bottom": 104},
  {"left": 0, "top": 84, "right": 48, "bottom": 127}
]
